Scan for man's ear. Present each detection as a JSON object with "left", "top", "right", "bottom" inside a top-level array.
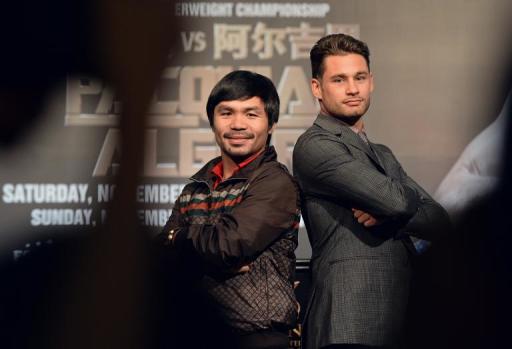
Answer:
[
  {"left": 268, "top": 123, "right": 276, "bottom": 135},
  {"left": 369, "top": 72, "right": 374, "bottom": 93},
  {"left": 311, "top": 78, "right": 322, "bottom": 100}
]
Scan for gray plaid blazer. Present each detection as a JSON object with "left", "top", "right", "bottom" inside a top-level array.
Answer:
[{"left": 293, "top": 114, "right": 450, "bottom": 348}]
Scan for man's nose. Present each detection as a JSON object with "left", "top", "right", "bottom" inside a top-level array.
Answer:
[
  {"left": 230, "top": 113, "right": 247, "bottom": 129},
  {"left": 346, "top": 78, "right": 359, "bottom": 95}
]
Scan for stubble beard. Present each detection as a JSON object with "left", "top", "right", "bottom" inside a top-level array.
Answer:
[{"left": 329, "top": 99, "right": 371, "bottom": 126}]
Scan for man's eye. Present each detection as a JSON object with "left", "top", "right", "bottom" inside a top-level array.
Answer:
[
  {"left": 220, "top": 112, "right": 231, "bottom": 116},
  {"left": 247, "top": 113, "right": 258, "bottom": 118},
  {"left": 356, "top": 76, "right": 367, "bottom": 81},
  {"left": 333, "top": 78, "right": 344, "bottom": 83}
]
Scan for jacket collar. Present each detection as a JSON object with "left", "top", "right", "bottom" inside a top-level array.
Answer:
[
  {"left": 314, "top": 113, "right": 385, "bottom": 172},
  {"left": 190, "top": 146, "right": 278, "bottom": 183}
]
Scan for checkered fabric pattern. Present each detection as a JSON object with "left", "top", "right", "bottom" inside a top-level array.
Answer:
[{"left": 165, "top": 147, "right": 300, "bottom": 333}]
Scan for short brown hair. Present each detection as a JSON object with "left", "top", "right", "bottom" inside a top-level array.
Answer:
[{"left": 310, "top": 34, "right": 370, "bottom": 79}]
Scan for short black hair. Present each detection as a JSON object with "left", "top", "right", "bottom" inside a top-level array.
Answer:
[
  {"left": 310, "top": 33, "right": 370, "bottom": 79},
  {"left": 206, "top": 70, "right": 280, "bottom": 127}
]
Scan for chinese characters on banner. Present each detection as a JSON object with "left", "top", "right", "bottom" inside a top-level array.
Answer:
[{"left": 65, "top": 21, "right": 359, "bottom": 180}]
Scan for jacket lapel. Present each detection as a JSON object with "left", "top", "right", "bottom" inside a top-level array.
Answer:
[
  {"left": 338, "top": 127, "right": 386, "bottom": 172},
  {"left": 314, "top": 114, "right": 387, "bottom": 174}
]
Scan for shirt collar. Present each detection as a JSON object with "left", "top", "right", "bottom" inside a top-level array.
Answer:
[
  {"left": 314, "top": 113, "right": 366, "bottom": 136},
  {"left": 314, "top": 113, "right": 376, "bottom": 152},
  {"left": 211, "top": 147, "right": 266, "bottom": 182},
  {"left": 191, "top": 146, "right": 278, "bottom": 183}
]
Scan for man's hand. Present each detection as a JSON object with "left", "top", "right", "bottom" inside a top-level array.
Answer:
[
  {"left": 235, "top": 264, "right": 251, "bottom": 273},
  {"left": 221, "top": 264, "right": 250, "bottom": 275},
  {"left": 352, "top": 208, "right": 381, "bottom": 227}
]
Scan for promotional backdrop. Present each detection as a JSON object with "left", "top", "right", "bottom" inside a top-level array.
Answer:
[{"left": 1, "top": 0, "right": 511, "bottom": 260}]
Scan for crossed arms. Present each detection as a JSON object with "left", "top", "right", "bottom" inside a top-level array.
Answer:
[
  {"left": 293, "top": 133, "right": 450, "bottom": 241},
  {"left": 161, "top": 167, "right": 299, "bottom": 271}
]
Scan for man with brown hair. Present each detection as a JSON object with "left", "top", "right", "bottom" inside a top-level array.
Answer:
[{"left": 293, "top": 34, "right": 450, "bottom": 348}]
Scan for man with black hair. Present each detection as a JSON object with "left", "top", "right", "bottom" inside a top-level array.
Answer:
[
  {"left": 293, "top": 34, "right": 450, "bottom": 348},
  {"left": 160, "top": 70, "right": 300, "bottom": 349}
]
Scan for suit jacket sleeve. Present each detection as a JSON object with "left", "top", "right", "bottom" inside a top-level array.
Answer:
[
  {"left": 294, "top": 133, "right": 420, "bottom": 219},
  {"left": 392, "top": 153, "right": 451, "bottom": 241},
  {"left": 172, "top": 167, "right": 299, "bottom": 270}
]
